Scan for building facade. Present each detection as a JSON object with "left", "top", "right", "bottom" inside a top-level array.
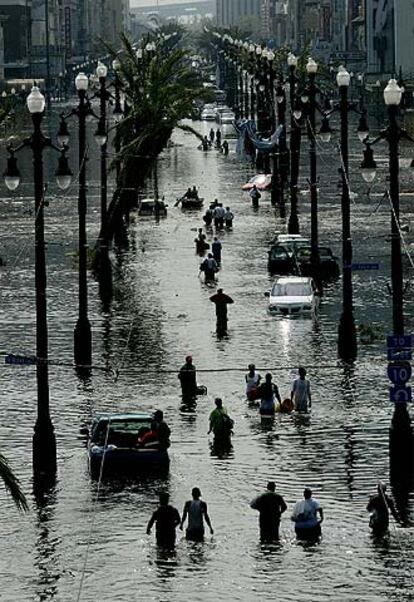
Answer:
[{"left": 216, "top": 0, "right": 261, "bottom": 28}]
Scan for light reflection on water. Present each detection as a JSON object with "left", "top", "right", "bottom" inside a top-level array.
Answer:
[{"left": 0, "top": 116, "right": 413, "bottom": 601}]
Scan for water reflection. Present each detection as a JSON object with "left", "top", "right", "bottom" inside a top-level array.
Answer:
[{"left": 33, "top": 482, "right": 60, "bottom": 601}]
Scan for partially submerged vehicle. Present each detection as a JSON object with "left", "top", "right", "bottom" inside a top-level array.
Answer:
[
  {"left": 295, "top": 246, "right": 339, "bottom": 278},
  {"left": 265, "top": 276, "right": 320, "bottom": 317},
  {"left": 138, "top": 198, "right": 167, "bottom": 217},
  {"left": 88, "top": 413, "right": 170, "bottom": 478}
]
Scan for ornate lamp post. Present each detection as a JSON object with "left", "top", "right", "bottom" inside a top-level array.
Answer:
[
  {"left": 287, "top": 52, "right": 301, "bottom": 234},
  {"left": 73, "top": 72, "right": 92, "bottom": 368},
  {"left": 336, "top": 65, "right": 357, "bottom": 361},
  {"left": 4, "top": 87, "right": 72, "bottom": 478},
  {"left": 360, "top": 78, "right": 414, "bottom": 486}
]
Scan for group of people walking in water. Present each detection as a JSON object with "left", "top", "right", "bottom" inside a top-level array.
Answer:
[
  {"left": 178, "top": 356, "right": 311, "bottom": 421},
  {"left": 146, "top": 480, "right": 400, "bottom": 549},
  {"left": 200, "top": 128, "right": 229, "bottom": 155}
]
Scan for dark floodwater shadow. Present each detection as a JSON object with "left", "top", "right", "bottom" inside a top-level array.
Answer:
[{"left": 32, "top": 480, "right": 61, "bottom": 601}]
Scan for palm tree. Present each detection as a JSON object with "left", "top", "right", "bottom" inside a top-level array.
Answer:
[
  {"left": 0, "top": 452, "right": 28, "bottom": 511},
  {"left": 97, "top": 32, "right": 210, "bottom": 247}
]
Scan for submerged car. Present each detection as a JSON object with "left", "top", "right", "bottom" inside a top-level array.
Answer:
[
  {"left": 219, "top": 111, "right": 235, "bottom": 124},
  {"left": 295, "top": 246, "right": 339, "bottom": 278},
  {"left": 138, "top": 198, "right": 167, "bottom": 217},
  {"left": 267, "top": 243, "right": 297, "bottom": 274},
  {"left": 201, "top": 107, "right": 216, "bottom": 120},
  {"left": 265, "top": 276, "right": 320, "bottom": 316},
  {"left": 88, "top": 413, "right": 170, "bottom": 478}
]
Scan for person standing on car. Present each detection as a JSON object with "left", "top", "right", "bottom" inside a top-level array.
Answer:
[
  {"left": 180, "top": 487, "right": 214, "bottom": 541},
  {"left": 153, "top": 410, "right": 171, "bottom": 450},
  {"left": 147, "top": 492, "right": 181, "bottom": 548},
  {"left": 250, "top": 481, "right": 287, "bottom": 542},
  {"left": 291, "top": 367, "right": 311, "bottom": 413}
]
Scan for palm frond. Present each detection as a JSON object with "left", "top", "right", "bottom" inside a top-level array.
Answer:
[{"left": 0, "top": 452, "right": 28, "bottom": 512}]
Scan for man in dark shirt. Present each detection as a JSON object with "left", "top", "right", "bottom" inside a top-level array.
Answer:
[
  {"left": 153, "top": 410, "right": 171, "bottom": 450},
  {"left": 178, "top": 355, "right": 198, "bottom": 400},
  {"left": 250, "top": 481, "right": 287, "bottom": 542},
  {"left": 147, "top": 492, "right": 181, "bottom": 548},
  {"left": 209, "top": 289, "right": 234, "bottom": 335}
]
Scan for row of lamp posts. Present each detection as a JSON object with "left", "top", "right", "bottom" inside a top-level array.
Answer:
[
  {"left": 213, "top": 34, "right": 413, "bottom": 484},
  {"left": 3, "top": 59, "right": 125, "bottom": 480}
]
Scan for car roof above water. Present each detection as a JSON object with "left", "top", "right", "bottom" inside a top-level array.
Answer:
[
  {"left": 94, "top": 413, "right": 152, "bottom": 423},
  {"left": 274, "top": 276, "right": 312, "bottom": 284}
]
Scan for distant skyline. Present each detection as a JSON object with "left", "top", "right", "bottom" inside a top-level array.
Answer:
[{"left": 130, "top": 0, "right": 206, "bottom": 6}]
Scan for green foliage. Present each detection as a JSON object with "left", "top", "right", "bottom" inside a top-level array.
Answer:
[
  {"left": 0, "top": 452, "right": 28, "bottom": 512},
  {"left": 107, "top": 33, "right": 209, "bottom": 167}
]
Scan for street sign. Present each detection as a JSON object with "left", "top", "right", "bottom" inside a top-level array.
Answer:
[
  {"left": 352, "top": 263, "right": 380, "bottom": 271},
  {"left": 389, "top": 386, "right": 412, "bottom": 403},
  {"left": 388, "top": 348, "right": 412, "bottom": 361},
  {"left": 5, "top": 354, "right": 37, "bottom": 365},
  {"left": 387, "top": 363, "right": 412, "bottom": 385},
  {"left": 387, "top": 335, "right": 413, "bottom": 349}
]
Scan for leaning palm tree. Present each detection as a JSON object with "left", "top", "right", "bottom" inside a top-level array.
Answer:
[
  {"left": 96, "top": 32, "right": 210, "bottom": 248},
  {"left": 0, "top": 452, "right": 28, "bottom": 511}
]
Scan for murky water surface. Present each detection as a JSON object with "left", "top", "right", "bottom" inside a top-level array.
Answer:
[{"left": 0, "top": 113, "right": 414, "bottom": 601}]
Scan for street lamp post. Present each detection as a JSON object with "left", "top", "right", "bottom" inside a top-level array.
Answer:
[
  {"left": 112, "top": 57, "right": 123, "bottom": 183},
  {"left": 4, "top": 87, "right": 72, "bottom": 479},
  {"left": 95, "top": 63, "right": 109, "bottom": 247},
  {"left": 73, "top": 72, "right": 92, "bottom": 368},
  {"left": 360, "top": 78, "right": 413, "bottom": 485},
  {"left": 287, "top": 52, "right": 300, "bottom": 234},
  {"left": 306, "top": 57, "right": 321, "bottom": 278},
  {"left": 337, "top": 66, "right": 357, "bottom": 361}
]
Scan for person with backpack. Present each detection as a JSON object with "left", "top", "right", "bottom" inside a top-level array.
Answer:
[
  {"left": 224, "top": 207, "right": 234, "bottom": 229},
  {"left": 200, "top": 253, "right": 218, "bottom": 283},
  {"left": 208, "top": 398, "right": 233, "bottom": 441},
  {"left": 180, "top": 487, "right": 214, "bottom": 541},
  {"left": 250, "top": 184, "right": 261, "bottom": 207}
]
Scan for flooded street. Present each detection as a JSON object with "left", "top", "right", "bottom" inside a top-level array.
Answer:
[{"left": 0, "top": 114, "right": 414, "bottom": 601}]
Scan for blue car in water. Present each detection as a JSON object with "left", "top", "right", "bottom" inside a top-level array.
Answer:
[{"left": 88, "top": 413, "right": 170, "bottom": 478}]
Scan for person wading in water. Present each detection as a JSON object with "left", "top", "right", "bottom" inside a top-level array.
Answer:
[{"left": 180, "top": 487, "right": 214, "bottom": 541}]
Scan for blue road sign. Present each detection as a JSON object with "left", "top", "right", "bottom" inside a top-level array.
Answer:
[
  {"left": 352, "top": 263, "right": 380, "bottom": 271},
  {"left": 387, "top": 363, "right": 412, "bottom": 385},
  {"left": 390, "top": 386, "right": 412, "bottom": 403},
  {"left": 388, "top": 348, "right": 412, "bottom": 361},
  {"left": 387, "top": 335, "right": 413, "bottom": 349},
  {"left": 5, "top": 354, "right": 37, "bottom": 365}
]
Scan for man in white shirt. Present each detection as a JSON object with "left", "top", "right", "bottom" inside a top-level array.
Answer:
[
  {"left": 291, "top": 488, "right": 323, "bottom": 540},
  {"left": 291, "top": 367, "right": 311, "bottom": 412}
]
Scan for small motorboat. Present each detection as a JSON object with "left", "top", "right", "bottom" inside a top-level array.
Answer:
[
  {"left": 88, "top": 413, "right": 170, "bottom": 478},
  {"left": 138, "top": 198, "right": 167, "bottom": 217},
  {"left": 242, "top": 174, "right": 272, "bottom": 191},
  {"left": 180, "top": 197, "right": 204, "bottom": 209}
]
